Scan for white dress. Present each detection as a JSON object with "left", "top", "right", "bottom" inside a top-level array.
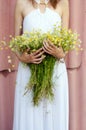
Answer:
[{"left": 13, "top": 7, "right": 69, "bottom": 130}]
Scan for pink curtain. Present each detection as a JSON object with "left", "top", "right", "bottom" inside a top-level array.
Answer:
[
  {"left": 68, "top": 0, "right": 86, "bottom": 130},
  {"left": 0, "top": 0, "right": 86, "bottom": 130},
  {"left": 0, "top": 0, "right": 17, "bottom": 130}
]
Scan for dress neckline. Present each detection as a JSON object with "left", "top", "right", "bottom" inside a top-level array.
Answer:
[{"left": 23, "top": 7, "right": 61, "bottom": 22}]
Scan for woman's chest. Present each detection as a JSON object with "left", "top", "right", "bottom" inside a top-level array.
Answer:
[{"left": 23, "top": 8, "right": 61, "bottom": 33}]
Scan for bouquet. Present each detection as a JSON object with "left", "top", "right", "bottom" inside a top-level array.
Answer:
[{"left": 9, "top": 25, "right": 81, "bottom": 105}]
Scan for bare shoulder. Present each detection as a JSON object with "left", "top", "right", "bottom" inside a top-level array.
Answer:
[
  {"left": 60, "top": 0, "right": 69, "bottom": 6},
  {"left": 15, "top": 0, "right": 24, "bottom": 9},
  {"left": 15, "top": 0, "right": 31, "bottom": 13},
  {"left": 15, "top": 0, "right": 24, "bottom": 15},
  {"left": 60, "top": 0, "right": 69, "bottom": 13},
  {"left": 56, "top": 0, "right": 69, "bottom": 17},
  {"left": 15, "top": 0, "right": 33, "bottom": 18},
  {"left": 58, "top": 0, "right": 69, "bottom": 28}
]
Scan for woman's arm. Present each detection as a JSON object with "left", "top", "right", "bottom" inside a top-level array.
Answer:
[
  {"left": 61, "top": 0, "right": 69, "bottom": 29},
  {"left": 14, "top": 0, "right": 45, "bottom": 64},
  {"left": 14, "top": 0, "right": 23, "bottom": 36},
  {"left": 43, "top": 0, "right": 69, "bottom": 59}
]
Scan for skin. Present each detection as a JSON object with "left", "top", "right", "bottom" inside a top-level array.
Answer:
[{"left": 15, "top": 0, "right": 69, "bottom": 64}]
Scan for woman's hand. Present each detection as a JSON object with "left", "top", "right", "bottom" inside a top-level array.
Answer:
[
  {"left": 16, "top": 48, "right": 45, "bottom": 64},
  {"left": 43, "top": 39, "right": 65, "bottom": 59}
]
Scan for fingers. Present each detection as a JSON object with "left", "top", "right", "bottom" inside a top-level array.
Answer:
[
  {"left": 33, "top": 57, "right": 44, "bottom": 62},
  {"left": 28, "top": 49, "right": 45, "bottom": 64},
  {"left": 33, "top": 60, "right": 42, "bottom": 64},
  {"left": 43, "top": 39, "right": 63, "bottom": 52},
  {"left": 18, "top": 47, "right": 45, "bottom": 64},
  {"left": 42, "top": 46, "right": 51, "bottom": 54},
  {"left": 43, "top": 40, "right": 54, "bottom": 54},
  {"left": 43, "top": 40, "right": 53, "bottom": 50},
  {"left": 32, "top": 56, "right": 45, "bottom": 64},
  {"left": 33, "top": 48, "right": 44, "bottom": 55},
  {"left": 34, "top": 51, "right": 44, "bottom": 58},
  {"left": 43, "top": 39, "right": 65, "bottom": 59},
  {"left": 47, "top": 39, "right": 56, "bottom": 48}
]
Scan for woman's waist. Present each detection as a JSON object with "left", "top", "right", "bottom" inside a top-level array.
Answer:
[{"left": 18, "top": 59, "right": 66, "bottom": 72}]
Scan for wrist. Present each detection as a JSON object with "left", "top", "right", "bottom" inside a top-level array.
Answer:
[
  {"left": 55, "top": 53, "right": 65, "bottom": 59},
  {"left": 59, "top": 53, "right": 66, "bottom": 63},
  {"left": 59, "top": 58, "right": 64, "bottom": 63}
]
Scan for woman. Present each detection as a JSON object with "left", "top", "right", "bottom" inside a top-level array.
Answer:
[{"left": 13, "top": 0, "right": 69, "bottom": 130}]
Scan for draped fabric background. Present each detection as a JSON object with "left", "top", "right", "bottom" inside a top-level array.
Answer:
[{"left": 0, "top": 0, "right": 86, "bottom": 130}]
